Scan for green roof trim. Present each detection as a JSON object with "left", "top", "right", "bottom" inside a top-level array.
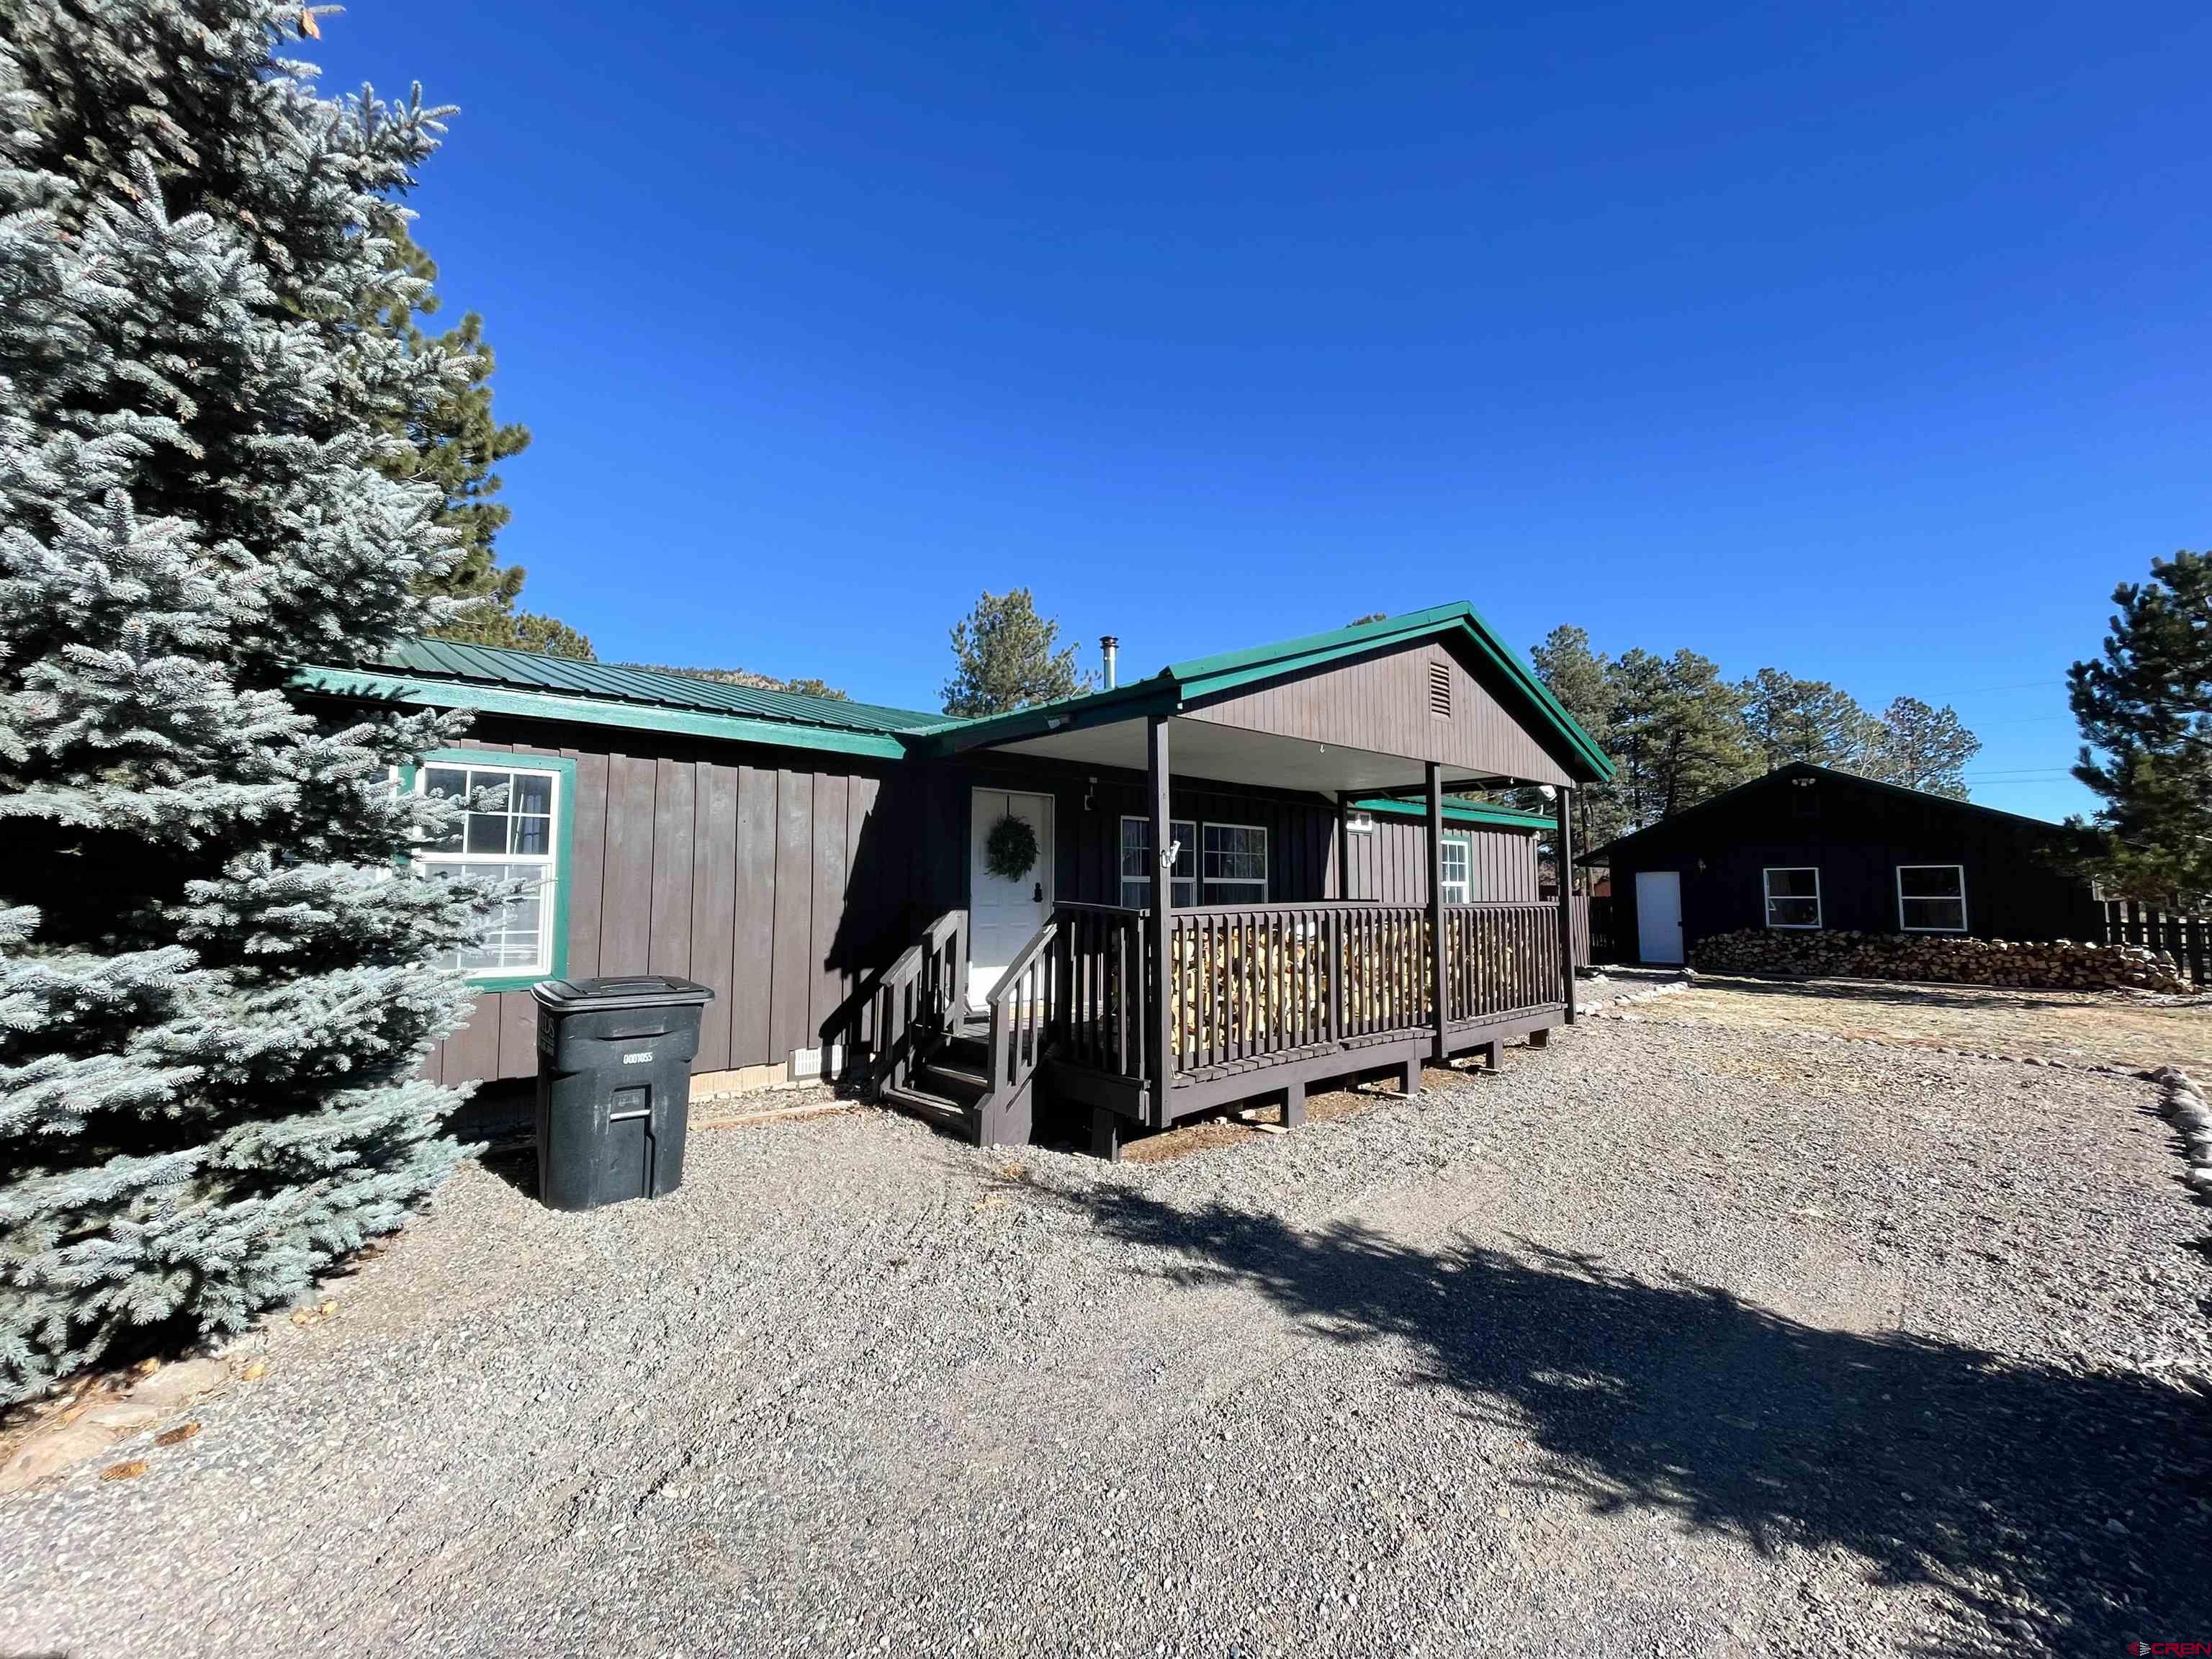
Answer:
[
  {"left": 297, "top": 604, "right": 1616, "bottom": 779},
  {"left": 296, "top": 665, "right": 910, "bottom": 760},
  {"left": 1349, "top": 796, "right": 1557, "bottom": 832},
  {"left": 1165, "top": 603, "right": 1613, "bottom": 782},
  {"left": 919, "top": 602, "right": 1614, "bottom": 782}
]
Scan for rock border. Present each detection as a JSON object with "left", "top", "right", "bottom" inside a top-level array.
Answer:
[
  {"left": 2152, "top": 1066, "right": 2212, "bottom": 1200},
  {"left": 1581, "top": 972, "right": 1692, "bottom": 1020}
]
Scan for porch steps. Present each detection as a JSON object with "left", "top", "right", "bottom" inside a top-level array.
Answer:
[{"left": 881, "top": 1030, "right": 992, "bottom": 1139}]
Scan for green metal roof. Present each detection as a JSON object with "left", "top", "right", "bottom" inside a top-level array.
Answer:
[
  {"left": 297, "top": 606, "right": 1617, "bottom": 780},
  {"left": 1349, "top": 796, "right": 1557, "bottom": 832},
  {"left": 363, "top": 638, "right": 943, "bottom": 735}
]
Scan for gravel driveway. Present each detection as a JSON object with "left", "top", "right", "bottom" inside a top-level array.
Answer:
[{"left": 7, "top": 1019, "right": 2212, "bottom": 1656}]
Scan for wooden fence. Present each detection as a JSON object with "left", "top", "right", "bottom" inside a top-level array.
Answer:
[{"left": 2103, "top": 900, "right": 2210, "bottom": 986}]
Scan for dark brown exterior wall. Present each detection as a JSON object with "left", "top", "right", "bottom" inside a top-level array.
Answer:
[
  {"left": 422, "top": 721, "right": 1347, "bottom": 1087},
  {"left": 1182, "top": 639, "right": 1576, "bottom": 787},
  {"left": 1341, "top": 819, "right": 1541, "bottom": 904},
  {"left": 928, "top": 755, "right": 1343, "bottom": 910},
  {"left": 425, "top": 717, "right": 933, "bottom": 1088},
  {"left": 1600, "top": 770, "right": 2103, "bottom": 962}
]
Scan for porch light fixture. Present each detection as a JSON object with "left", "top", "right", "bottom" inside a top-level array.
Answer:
[{"left": 1346, "top": 812, "right": 1376, "bottom": 835}]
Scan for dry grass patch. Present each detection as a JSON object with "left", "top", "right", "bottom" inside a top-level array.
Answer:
[{"left": 1632, "top": 972, "right": 2212, "bottom": 1074}]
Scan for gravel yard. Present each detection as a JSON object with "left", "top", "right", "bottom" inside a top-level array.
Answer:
[{"left": 8, "top": 1017, "right": 2212, "bottom": 1656}]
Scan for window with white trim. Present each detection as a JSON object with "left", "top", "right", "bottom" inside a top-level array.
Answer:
[
  {"left": 1897, "top": 864, "right": 1967, "bottom": 932},
  {"left": 1439, "top": 836, "right": 1470, "bottom": 904},
  {"left": 1763, "top": 866, "right": 1821, "bottom": 930},
  {"left": 1119, "top": 815, "right": 1195, "bottom": 909},
  {"left": 1201, "top": 822, "right": 1268, "bottom": 904},
  {"left": 417, "top": 761, "right": 564, "bottom": 978}
]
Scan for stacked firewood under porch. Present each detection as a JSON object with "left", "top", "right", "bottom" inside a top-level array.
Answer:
[{"left": 932, "top": 896, "right": 1568, "bottom": 1157}]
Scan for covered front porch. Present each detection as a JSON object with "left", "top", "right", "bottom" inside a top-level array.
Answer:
[{"left": 866, "top": 605, "right": 1614, "bottom": 1154}]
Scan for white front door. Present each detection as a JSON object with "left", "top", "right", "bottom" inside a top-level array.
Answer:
[
  {"left": 968, "top": 788, "right": 1055, "bottom": 1008},
  {"left": 1636, "top": 870, "right": 1684, "bottom": 964}
]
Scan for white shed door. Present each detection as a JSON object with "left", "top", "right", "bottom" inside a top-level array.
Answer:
[
  {"left": 1636, "top": 870, "right": 1684, "bottom": 964},
  {"left": 968, "top": 789, "right": 1054, "bottom": 1008}
]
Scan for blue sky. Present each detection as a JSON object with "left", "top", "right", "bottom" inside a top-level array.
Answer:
[{"left": 316, "top": 3, "right": 2209, "bottom": 819}]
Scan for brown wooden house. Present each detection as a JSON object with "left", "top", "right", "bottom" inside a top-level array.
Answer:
[{"left": 301, "top": 604, "right": 1612, "bottom": 1157}]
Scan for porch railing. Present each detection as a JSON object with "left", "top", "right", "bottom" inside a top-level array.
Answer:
[
  {"left": 1443, "top": 902, "right": 1564, "bottom": 1025},
  {"left": 932, "top": 896, "right": 1568, "bottom": 1110},
  {"left": 1052, "top": 901, "right": 1149, "bottom": 1079}
]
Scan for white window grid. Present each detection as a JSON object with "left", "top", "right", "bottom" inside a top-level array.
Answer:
[
  {"left": 1897, "top": 864, "right": 1968, "bottom": 932},
  {"left": 1439, "top": 837, "right": 1471, "bottom": 904},
  {"left": 1201, "top": 822, "right": 1269, "bottom": 901},
  {"left": 1120, "top": 815, "right": 1197, "bottom": 909},
  {"left": 1763, "top": 866, "right": 1822, "bottom": 930},
  {"left": 415, "top": 763, "right": 563, "bottom": 976}
]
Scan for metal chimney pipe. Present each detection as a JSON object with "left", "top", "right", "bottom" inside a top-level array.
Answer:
[{"left": 1100, "top": 635, "right": 1119, "bottom": 690}]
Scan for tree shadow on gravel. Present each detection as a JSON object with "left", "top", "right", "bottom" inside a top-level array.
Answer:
[{"left": 1078, "top": 1186, "right": 2212, "bottom": 1654}]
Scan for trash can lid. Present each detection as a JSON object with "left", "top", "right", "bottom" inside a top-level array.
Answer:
[{"left": 531, "top": 975, "right": 716, "bottom": 1012}]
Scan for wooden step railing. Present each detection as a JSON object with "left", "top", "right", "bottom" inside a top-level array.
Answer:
[
  {"left": 868, "top": 908, "right": 966, "bottom": 1100},
  {"left": 978, "top": 912, "right": 1059, "bottom": 1146}
]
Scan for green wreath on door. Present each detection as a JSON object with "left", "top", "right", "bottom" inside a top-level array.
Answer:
[{"left": 984, "top": 812, "right": 1040, "bottom": 881}]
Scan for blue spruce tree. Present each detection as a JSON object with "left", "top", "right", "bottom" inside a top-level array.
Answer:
[{"left": 0, "top": 3, "right": 491, "bottom": 1400}]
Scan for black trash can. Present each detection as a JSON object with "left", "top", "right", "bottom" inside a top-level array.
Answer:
[{"left": 531, "top": 976, "right": 716, "bottom": 1210}]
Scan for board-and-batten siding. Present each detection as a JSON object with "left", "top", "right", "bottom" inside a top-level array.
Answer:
[
  {"left": 1341, "top": 819, "right": 1541, "bottom": 904},
  {"left": 426, "top": 726, "right": 917, "bottom": 1087},
  {"left": 1182, "top": 640, "right": 1575, "bottom": 788},
  {"left": 422, "top": 725, "right": 1530, "bottom": 1089}
]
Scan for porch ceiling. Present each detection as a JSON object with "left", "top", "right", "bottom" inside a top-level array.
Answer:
[{"left": 981, "top": 715, "right": 1506, "bottom": 796}]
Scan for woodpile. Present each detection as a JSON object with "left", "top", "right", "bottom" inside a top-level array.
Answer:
[
  {"left": 1168, "top": 920, "right": 1438, "bottom": 1056},
  {"left": 1689, "top": 928, "right": 2190, "bottom": 994}
]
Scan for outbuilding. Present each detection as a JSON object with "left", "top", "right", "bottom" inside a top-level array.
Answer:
[{"left": 1583, "top": 762, "right": 2102, "bottom": 966}]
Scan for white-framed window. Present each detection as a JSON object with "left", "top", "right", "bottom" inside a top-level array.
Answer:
[
  {"left": 1439, "top": 836, "right": 1470, "bottom": 904},
  {"left": 415, "top": 758, "right": 567, "bottom": 982},
  {"left": 1120, "top": 815, "right": 1196, "bottom": 909},
  {"left": 1897, "top": 864, "right": 1967, "bottom": 932},
  {"left": 1763, "top": 866, "right": 1822, "bottom": 930},
  {"left": 1201, "top": 822, "right": 1269, "bottom": 904}
]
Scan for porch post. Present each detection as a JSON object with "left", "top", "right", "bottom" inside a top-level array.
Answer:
[
  {"left": 1554, "top": 786, "right": 1578, "bottom": 1024},
  {"left": 1147, "top": 714, "right": 1174, "bottom": 1129},
  {"left": 1427, "top": 761, "right": 1447, "bottom": 1061}
]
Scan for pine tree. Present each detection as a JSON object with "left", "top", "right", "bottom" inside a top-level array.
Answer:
[
  {"left": 1606, "top": 649, "right": 1755, "bottom": 827},
  {"left": 2069, "top": 549, "right": 2212, "bottom": 904},
  {"left": 1869, "top": 696, "right": 1980, "bottom": 798},
  {"left": 1526, "top": 625, "right": 1628, "bottom": 850},
  {"left": 365, "top": 222, "right": 589, "bottom": 659},
  {"left": 941, "top": 588, "right": 1094, "bottom": 716},
  {"left": 1738, "top": 669, "right": 1884, "bottom": 774},
  {"left": 0, "top": 3, "right": 487, "bottom": 1399}
]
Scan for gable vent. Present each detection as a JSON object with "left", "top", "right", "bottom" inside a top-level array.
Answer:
[{"left": 1428, "top": 660, "right": 1453, "bottom": 719}]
